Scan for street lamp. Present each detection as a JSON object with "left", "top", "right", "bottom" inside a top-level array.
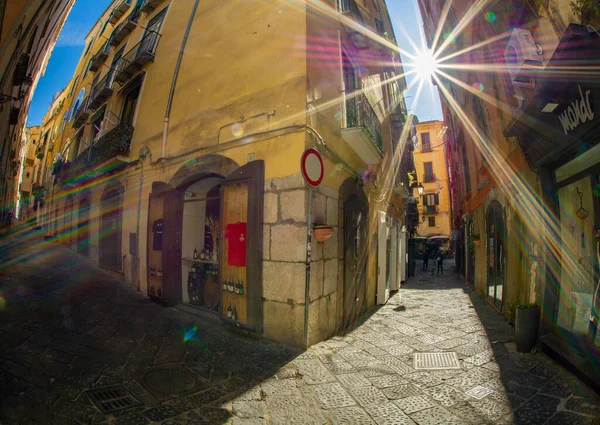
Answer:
[{"left": 417, "top": 183, "right": 424, "bottom": 196}]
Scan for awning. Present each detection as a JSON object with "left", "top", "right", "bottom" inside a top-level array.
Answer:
[{"left": 504, "top": 24, "right": 600, "bottom": 168}]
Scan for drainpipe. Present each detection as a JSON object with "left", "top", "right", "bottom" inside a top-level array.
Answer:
[{"left": 162, "top": 0, "right": 200, "bottom": 158}]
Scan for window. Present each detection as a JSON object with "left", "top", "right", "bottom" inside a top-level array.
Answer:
[
  {"left": 32, "top": 139, "right": 36, "bottom": 145},
  {"left": 339, "top": 0, "right": 357, "bottom": 13},
  {"left": 375, "top": 19, "right": 385, "bottom": 35},
  {"left": 428, "top": 217, "right": 436, "bottom": 227},
  {"left": 121, "top": 83, "right": 141, "bottom": 126},
  {"left": 423, "top": 193, "right": 438, "bottom": 206},
  {"left": 71, "top": 88, "right": 85, "bottom": 120},
  {"left": 424, "top": 161, "right": 435, "bottom": 182},
  {"left": 68, "top": 77, "right": 79, "bottom": 99},
  {"left": 84, "top": 38, "right": 94, "bottom": 56},
  {"left": 421, "top": 132, "right": 431, "bottom": 151},
  {"left": 472, "top": 95, "right": 488, "bottom": 135},
  {"left": 91, "top": 108, "right": 105, "bottom": 140},
  {"left": 461, "top": 142, "right": 471, "bottom": 193}
]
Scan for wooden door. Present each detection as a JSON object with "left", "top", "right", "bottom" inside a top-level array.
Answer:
[
  {"left": 162, "top": 188, "right": 184, "bottom": 305},
  {"left": 147, "top": 191, "right": 166, "bottom": 300},
  {"left": 219, "top": 161, "right": 264, "bottom": 331},
  {"left": 343, "top": 194, "right": 368, "bottom": 327}
]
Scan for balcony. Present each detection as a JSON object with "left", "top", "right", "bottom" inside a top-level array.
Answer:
[
  {"left": 89, "top": 42, "right": 110, "bottom": 72},
  {"left": 108, "top": 0, "right": 131, "bottom": 24},
  {"left": 114, "top": 30, "right": 160, "bottom": 84},
  {"left": 88, "top": 72, "right": 115, "bottom": 110},
  {"left": 62, "top": 123, "right": 133, "bottom": 186},
  {"left": 13, "top": 53, "right": 30, "bottom": 86},
  {"left": 72, "top": 97, "right": 91, "bottom": 129},
  {"left": 423, "top": 173, "right": 436, "bottom": 183},
  {"left": 141, "top": 0, "right": 165, "bottom": 13},
  {"left": 35, "top": 145, "right": 45, "bottom": 159},
  {"left": 341, "top": 93, "right": 383, "bottom": 165},
  {"left": 110, "top": 9, "right": 140, "bottom": 47},
  {"left": 425, "top": 205, "right": 438, "bottom": 214},
  {"left": 9, "top": 106, "right": 19, "bottom": 125}
]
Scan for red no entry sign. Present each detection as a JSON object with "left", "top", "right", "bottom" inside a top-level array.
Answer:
[{"left": 301, "top": 148, "right": 324, "bottom": 187}]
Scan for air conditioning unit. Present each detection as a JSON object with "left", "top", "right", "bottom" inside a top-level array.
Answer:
[{"left": 504, "top": 28, "right": 543, "bottom": 88}]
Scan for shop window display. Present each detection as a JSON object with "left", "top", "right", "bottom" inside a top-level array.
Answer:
[{"left": 556, "top": 175, "right": 599, "bottom": 346}]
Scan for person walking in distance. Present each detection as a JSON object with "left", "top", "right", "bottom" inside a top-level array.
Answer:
[
  {"left": 437, "top": 249, "right": 445, "bottom": 275},
  {"left": 422, "top": 247, "right": 429, "bottom": 271}
]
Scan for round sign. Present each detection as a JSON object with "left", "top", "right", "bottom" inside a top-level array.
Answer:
[{"left": 301, "top": 148, "right": 324, "bottom": 187}]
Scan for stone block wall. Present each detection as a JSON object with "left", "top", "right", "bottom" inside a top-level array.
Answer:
[{"left": 262, "top": 172, "right": 340, "bottom": 346}]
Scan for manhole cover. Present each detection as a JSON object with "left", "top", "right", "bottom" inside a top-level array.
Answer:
[
  {"left": 414, "top": 352, "right": 461, "bottom": 370},
  {"left": 466, "top": 385, "right": 492, "bottom": 399},
  {"left": 140, "top": 366, "right": 205, "bottom": 400},
  {"left": 87, "top": 385, "right": 141, "bottom": 415}
]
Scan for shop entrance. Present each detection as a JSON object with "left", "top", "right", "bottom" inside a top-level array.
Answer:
[
  {"left": 487, "top": 202, "right": 505, "bottom": 309},
  {"left": 343, "top": 193, "right": 368, "bottom": 327},
  {"left": 99, "top": 183, "right": 124, "bottom": 271},
  {"left": 149, "top": 157, "right": 265, "bottom": 332},
  {"left": 77, "top": 198, "right": 90, "bottom": 257}
]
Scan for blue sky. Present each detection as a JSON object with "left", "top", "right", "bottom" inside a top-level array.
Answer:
[
  {"left": 388, "top": 0, "right": 443, "bottom": 122},
  {"left": 27, "top": 0, "right": 442, "bottom": 126},
  {"left": 26, "top": 0, "right": 113, "bottom": 126}
]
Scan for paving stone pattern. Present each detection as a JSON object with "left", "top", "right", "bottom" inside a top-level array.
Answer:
[{"left": 0, "top": 231, "right": 599, "bottom": 424}]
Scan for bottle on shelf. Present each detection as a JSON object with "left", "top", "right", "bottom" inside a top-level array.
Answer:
[
  {"left": 228, "top": 279, "right": 234, "bottom": 293},
  {"left": 232, "top": 305, "right": 238, "bottom": 321},
  {"left": 223, "top": 278, "right": 228, "bottom": 292},
  {"left": 199, "top": 248, "right": 205, "bottom": 261},
  {"left": 239, "top": 280, "right": 244, "bottom": 295},
  {"left": 158, "top": 268, "right": 163, "bottom": 277},
  {"left": 227, "top": 303, "right": 233, "bottom": 318},
  {"left": 193, "top": 248, "right": 198, "bottom": 260}
]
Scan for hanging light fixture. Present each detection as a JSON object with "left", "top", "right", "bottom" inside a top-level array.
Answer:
[{"left": 417, "top": 183, "right": 424, "bottom": 196}]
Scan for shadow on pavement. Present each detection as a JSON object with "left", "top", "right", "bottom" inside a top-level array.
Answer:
[{"left": 0, "top": 229, "right": 299, "bottom": 425}]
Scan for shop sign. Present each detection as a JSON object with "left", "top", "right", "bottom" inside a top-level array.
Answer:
[{"left": 557, "top": 85, "right": 595, "bottom": 135}]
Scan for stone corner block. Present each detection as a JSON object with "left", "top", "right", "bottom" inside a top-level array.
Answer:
[
  {"left": 272, "top": 173, "right": 306, "bottom": 191},
  {"left": 270, "top": 224, "right": 307, "bottom": 262},
  {"left": 264, "top": 192, "right": 278, "bottom": 224},
  {"left": 263, "top": 301, "right": 304, "bottom": 347},
  {"left": 263, "top": 261, "right": 305, "bottom": 304},
  {"left": 280, "top": 190, "right": 306, "bottom": 223}
]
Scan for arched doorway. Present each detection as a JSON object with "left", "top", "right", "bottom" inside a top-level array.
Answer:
[
  {"left": 77, "top": 198, "right": 90, "bottom": 257},
  {"left": 467, "top": 221, "right": 475, "bottom": 287},
  {"left": 100, "top": 182, "right": 124, "bottom": 271},
  {"left": 63, "top": 196, "right": 74, "bottom": 245},
  {"left": 341, "top": 182, "right": 369, "bottom": 328},
  {"left": 487, "top": 202, "right": 505, "bottom": 309}
]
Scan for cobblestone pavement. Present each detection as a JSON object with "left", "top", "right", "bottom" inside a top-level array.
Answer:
[{"left": 1, "top": 228, "right": 600, "bottom": 424}]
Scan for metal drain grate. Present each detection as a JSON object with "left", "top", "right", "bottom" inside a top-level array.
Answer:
[
  {"left": 465, "top": 385, "right": 492, "bottom": 399},
  {"left": 87, "top": 385, "right": 142, "bottom": 415},
  {"left": 139, "top": 366, "right": 206, "bottom": 401},
  {"left": 414, "top": 352, "right": 461, "bottom": 370}
]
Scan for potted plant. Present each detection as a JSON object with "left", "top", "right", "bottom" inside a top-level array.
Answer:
[{"left": 515, "top": 302, "right": 540, "bottom": 353}]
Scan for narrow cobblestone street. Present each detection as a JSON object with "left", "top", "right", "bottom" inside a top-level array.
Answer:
[{"left": 1, "top": 231, "right": 599, "bottom": 424}]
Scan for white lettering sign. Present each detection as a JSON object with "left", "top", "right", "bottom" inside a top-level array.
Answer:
[{"left": 558, "top": 85, "right": 595, "bottom": 135}]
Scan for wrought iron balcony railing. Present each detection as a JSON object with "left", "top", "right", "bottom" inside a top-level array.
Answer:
[
  {"left": 13, "top": 53, "right": 30, "bottom": 86},
  {"left": 346, "top": 92, "right": 383, "bottom": 153},
  {"left": 35, "top": 145, "right": 45, "bottom": 159},
  {"left": 141, "top": 0, "right": 165, "bottom": 13},
  {"left": 114, "top": 30, "right": 160, "bottom": 85},
  {"left": 72, "top": 97, "right": 91, "bottom": 129},
  {"left": 423, "top": 173, "right": 436, "bottom": 183},
  {"left": 62, "top": 123, "right": 133, "bottom": 185},
  {"left": 108, "top": 0, "right": 132, "bottom": 24},
  {"left": 425, "top": 205, "right": 438, "bottom": 214},
  {"left": 89, "top": 41, "right": 110, "bottom": 73},
  {"left": 88, "top": 71, "right": 115, "bottom": 110},
  {"left": 110, "top": 8, "right": 140, "bottom": 47}
]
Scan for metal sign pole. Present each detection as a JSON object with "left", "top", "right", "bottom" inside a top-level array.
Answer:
[{"left": 304, "top": 186, "right": 313, "bottom": 348}]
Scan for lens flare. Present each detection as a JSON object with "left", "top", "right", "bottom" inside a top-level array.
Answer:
[
  {"left": 485, "top": 12, "right": 496, "bottom": 23},
  {"left": 473, "top": 82, "right": 485, "bottom": 92},
  {"left": 183, "top": 325, "right": 198, "bottom": 342},
  {"left": 411, "top": 49, "right": 439, "bottom": 82},
  {"left": 231, "top": 123, "right": 244, "bottom": 138}
]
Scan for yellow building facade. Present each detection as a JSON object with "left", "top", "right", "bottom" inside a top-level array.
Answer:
[
  {"left": 413, "top": 120, "right": 452, "bottom": 239},
  {"left": 33, "top": 0, "right": 413, "bottom": 347}
]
